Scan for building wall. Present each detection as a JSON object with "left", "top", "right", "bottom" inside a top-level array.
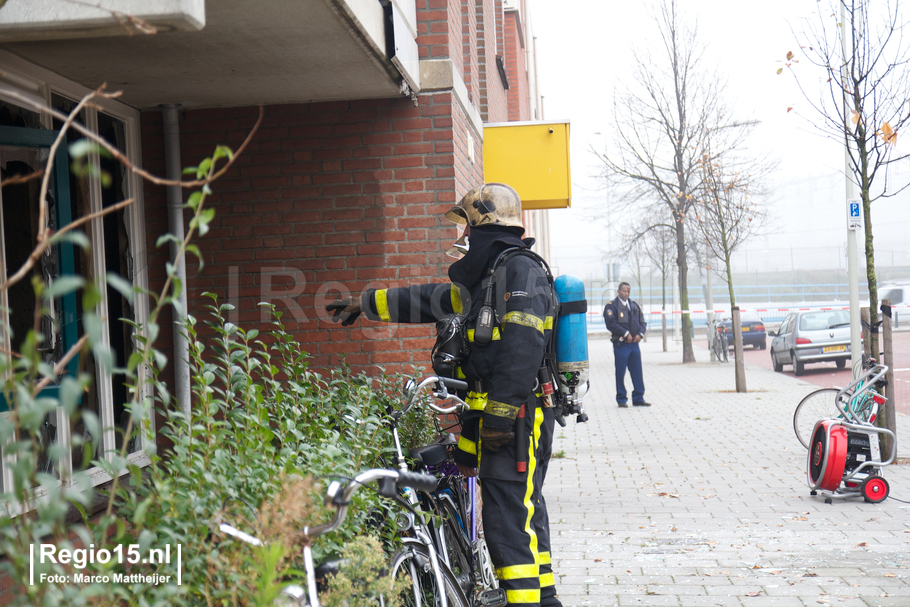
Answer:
[
  {"left": 142, "top": 93, "right": 483, "bottom": 375},
  {"left": 476, "top": 0, "right": 508, "bottom": 123},
  {"left": 139, "top": 0, "right": 512, "bottom": 387},
  {"left": 459, "top": 0, "right": 480, "bottom": 105},
  {"left": 504, "top": 9, "right": 529, "bottom": 122}
]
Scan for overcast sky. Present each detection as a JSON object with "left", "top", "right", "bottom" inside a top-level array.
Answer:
[{"left": 529, "top": 1, "right": 885, "bottom": 280}]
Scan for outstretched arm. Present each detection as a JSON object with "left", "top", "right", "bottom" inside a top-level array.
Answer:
[{"left": 327, "top": 283, "right": 466, "bottom": 325}]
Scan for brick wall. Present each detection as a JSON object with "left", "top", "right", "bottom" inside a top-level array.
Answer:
[
  {"left": 475, "top": 0, "right": 508, "bottom": 123},
  {"left": 460, "top": 0, "right": 480, "bottom": 105},
  {"left": 141, "top": 92, "right": 484, "bottom": 381},
  {"left": 504, "top": 9, "right": 530, "bottom": 122},
  {"left": 418, "top": 0, "right": 465, "bottom": 76}
]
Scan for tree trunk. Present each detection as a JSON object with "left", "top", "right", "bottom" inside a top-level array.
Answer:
[
  {"left": 855, "top": 119, "right": 878, "bottom": 360},
  {"left": 862, "top": 187, "right": 878, "bottom": 360},
  {"left": 675, "top": 216, "right": 695, "bottom": 363},
  {"left": 726, "top": 254, "right": 746, "bottom": 392},
  {"left": 662, "top": 273, "right": 668, "bottom": 352},
  {"left": 725, "top": 252, "right": 736, "bottom": 308}
]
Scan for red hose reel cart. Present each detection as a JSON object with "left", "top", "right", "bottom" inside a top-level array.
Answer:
[{"left": 807, "top": 364, "right": 897, "bottom": 504}]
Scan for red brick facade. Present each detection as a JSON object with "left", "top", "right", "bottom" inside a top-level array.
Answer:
[{"left": 504, "top": 8, "right": 531, "bottom": 122}]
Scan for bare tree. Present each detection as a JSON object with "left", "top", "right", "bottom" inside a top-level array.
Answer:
[
  {"left": 593, "top": 0, "right": 757, "bottom": 363},
  {"left": 786, "top": 0, "right": 910, "bottom": 359},
  {"left": 622, "top": 212, "right": 677, "bottom": 352},
  {"left": 695, "top": 133, "right": 772, "bottom": 391},
  {"left": 695, "top": 133, "right": 771, "bottom": 308}
]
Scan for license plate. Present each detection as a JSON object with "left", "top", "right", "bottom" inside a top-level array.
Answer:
[
  {"left": 742, "top": 326, "right": 751, "bottom": 332},
  {"left": 822, "top": 345, "right": 847, "bottom": 353}
]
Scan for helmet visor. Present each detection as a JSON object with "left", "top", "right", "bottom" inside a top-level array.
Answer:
[{"left": 444, "top": 206, "right": 468, "bottom": 225}]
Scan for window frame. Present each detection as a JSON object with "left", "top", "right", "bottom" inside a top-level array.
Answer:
[{"left": 0, "top": 50, "right": 152, "bottom": 500}]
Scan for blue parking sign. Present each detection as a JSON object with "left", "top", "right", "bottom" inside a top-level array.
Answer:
[{"left": 847, "top": 198, "right": 863, "bottom": 230}]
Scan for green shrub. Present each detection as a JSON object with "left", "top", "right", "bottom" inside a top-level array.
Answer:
[{"left": 0, "top": 119, "right": 440, "bottom": 605}]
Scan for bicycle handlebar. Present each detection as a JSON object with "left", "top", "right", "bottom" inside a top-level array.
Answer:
[
  {"left": 393, "top": 376, "right": 470, "bottom": 421},
  {"left": 219, "top": 468, "right": 437, "bottom": 546},
  {"left": 835, "top": 362, "right": 889, "bottom": 424}
]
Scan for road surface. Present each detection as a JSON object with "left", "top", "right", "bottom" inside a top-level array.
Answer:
[{"left": 714, "top": 329, "right": 910, "bottom": 414}]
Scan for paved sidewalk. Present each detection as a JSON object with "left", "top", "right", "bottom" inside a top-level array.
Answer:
[{"left": 548, "top": 336, "right": 910, "bottom": 607}]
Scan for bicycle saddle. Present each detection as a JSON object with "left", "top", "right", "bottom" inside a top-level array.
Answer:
[{"left": 409, "top": 444, "right": 449, "bottom": 467}]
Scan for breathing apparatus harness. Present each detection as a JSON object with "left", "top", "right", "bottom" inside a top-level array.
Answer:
[{"left": 431, "top": 246, "right": 589, "bottom": 427}]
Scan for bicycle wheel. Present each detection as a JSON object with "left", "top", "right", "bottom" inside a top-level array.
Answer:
[
  {"left": 712, "top": 333, "right": 727, "bottom": 362},
  {"left": 390, "top": 544, "right": 471, "bottom": 607},
  {"left": 793, "top": 388, "right": 840, "bottom": 449},
  {"left": 436, "top": 495, "right": 474, "bottom": 598}
]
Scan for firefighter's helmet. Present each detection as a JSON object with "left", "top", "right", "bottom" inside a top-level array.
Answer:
[{"left": 445, "top": 183, "right": 524, "bottom": 229}]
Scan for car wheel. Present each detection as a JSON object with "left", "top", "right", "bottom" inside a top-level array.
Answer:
[
  {"left": 759, "top": 340, "right": 766, "bottom": 350},
  {"left": 793, "top": 353, "right": 805, "bottom": 376},
  {"left": 835, "top": 358, "right": 846, "bottom": 370},
  {"left": 772, "top": 351, "right": 782, "bottom": 373}
]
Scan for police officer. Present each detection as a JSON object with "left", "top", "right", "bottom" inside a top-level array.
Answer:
[
  {"left": 603, "top": 282, "right": 650, "bottom": 408},
  {"left": 327, "top": 183, "right": 562, "bottom": 607}
]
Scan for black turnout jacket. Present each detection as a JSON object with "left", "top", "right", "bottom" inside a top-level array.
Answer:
[{"left": 361, "top": 240, "right": 554, "bottom": 468}]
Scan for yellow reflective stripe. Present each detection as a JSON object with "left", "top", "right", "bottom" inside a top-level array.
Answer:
[
  {"left": 523, "top": 407, "right": 543, "bottom": 564},
  {"left": 543, "top": 316, "right": 554, "bottom": 331},
  {"left": 375, "top": 289, "right": 391, "bottom": 322},
  {"left": 505, "top": 589, "right": 540, "bottom": 604},
  {"left": 486, "top": 399, "right": 520, "bottom": 420},
  {"left": 540, "top": 572, "right": 555, "bottom": 587},
  {"left": 502, "top": 311, "right": 544, "bottom": 334},
  {"left": 457, "top": 435, "right": 476, "bottom": 455},
  {"left": 478, "top": 418, "right": 484, "bottom": 470},
  {"left": 451, "top": 284, "right": 463, "bottom": 314},
  {"left": 455, "top": 367, "right": 466, "bottom": 379},
  {"left": 466, "top": 392, "right": 487, "bottom": 411},
  {"left": 538, "top": 551, "right": 551, "bottom": 566},
  {"left": 467, "top": 327, "right": 501, "bottom": 341},
  {"left": 496, "top": 564, "right": 540, "bottom": 580}
]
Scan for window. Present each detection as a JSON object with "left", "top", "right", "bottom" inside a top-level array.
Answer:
[
  {"left": 0, "top": 58, "right": 150, "bottom": 497},
  {"left": 779, "top": 314, "right": 794, "bottom": 335}
]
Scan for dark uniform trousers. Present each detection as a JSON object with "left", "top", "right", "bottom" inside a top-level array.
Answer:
[
  {"left": 613, "top": 341, "right": 644, "bottom": 404},
  {"left": 480, "top": 396, "right": 561, "bottom": 607}
]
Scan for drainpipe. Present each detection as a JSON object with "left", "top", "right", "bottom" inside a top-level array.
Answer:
[{"left": 161, "top": 105, "right": 191, "bottom": 421}]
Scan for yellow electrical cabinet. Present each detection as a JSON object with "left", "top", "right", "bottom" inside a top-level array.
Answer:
[{"left": 482, "top": 120, "right": 571, "bottom": 209}]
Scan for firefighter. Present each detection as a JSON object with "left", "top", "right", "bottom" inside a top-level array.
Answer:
[{"left": 326, "top": 183, "right": 562, "bottom": 607}]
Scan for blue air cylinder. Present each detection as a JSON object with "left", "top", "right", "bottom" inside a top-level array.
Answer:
[{"left": 554, "top": 274, "right": 589, "bottom": 386}]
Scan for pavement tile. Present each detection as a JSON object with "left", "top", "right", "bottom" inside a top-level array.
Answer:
[{"left": 549, "top": 336, "right": 910, "bottom": 607}]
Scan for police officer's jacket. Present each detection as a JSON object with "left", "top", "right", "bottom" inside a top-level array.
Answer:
[
  {"left": 360, "top": 229, "right": 554, "bottom": 469},
  {"left": 604, "top": 296, "right": 647, "bottom": 342}
]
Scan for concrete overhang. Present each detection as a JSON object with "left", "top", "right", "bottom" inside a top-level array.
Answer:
[{"left": 0, "top": 0, "right": 419, "bottom": 110}]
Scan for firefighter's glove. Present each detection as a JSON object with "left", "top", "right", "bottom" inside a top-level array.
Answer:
[
  {"left": 326, "top": 297, "right": 362, "bottom": 326},
  {"left": 479, "top": 424, "right": 514, "bottom": 452}
]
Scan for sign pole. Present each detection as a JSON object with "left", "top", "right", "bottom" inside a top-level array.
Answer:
[
  {"left": 842, "top": 3, "right": 862, "bottom": 377},
  {"left": 847, "top": 198, "right": 862, "bottom": 375}
]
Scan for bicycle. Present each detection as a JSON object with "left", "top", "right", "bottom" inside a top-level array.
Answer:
[
  {"left": 219, "top": 467, "right": 455, "bottom": 607},
  {"left": 709, "top": 317, "right": 729, "bottom": 362},
  {"left": 793, "top": 357, "right": 888, "bottom": 449},
  {"left": 390, "top": 375, "right": 506, "bottom": 607}
]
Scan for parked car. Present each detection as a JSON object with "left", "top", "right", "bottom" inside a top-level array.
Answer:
[
  {"left": 768, "top": 309, "right": 851, "bottom": 375},
  {"left": 878, "top": 284, "right": 910, "bottom": 305},
  {"left": 717, "top": 311, "right": 767, "bottom": 349}
]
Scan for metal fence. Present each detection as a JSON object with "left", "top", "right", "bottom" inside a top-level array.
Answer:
[{"left": 585, "top": 282, "right": 884, "bottom": 337}]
